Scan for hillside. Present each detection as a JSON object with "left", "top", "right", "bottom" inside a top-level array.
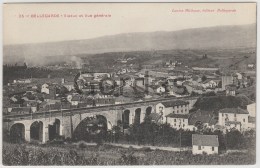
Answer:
[
  {"left": 4, "top": 23, "right": 256, "bottom": 65},
  {"left": 193, "top": 95, "right": 253, "bottom": 111}
]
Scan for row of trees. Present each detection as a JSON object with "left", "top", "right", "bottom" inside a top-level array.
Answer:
[
  {"left": 82, "top": 116, "right": 255, "bottom": 152},
  {"left": 6, "top": 114, "right": 254, "bottom": 153}
]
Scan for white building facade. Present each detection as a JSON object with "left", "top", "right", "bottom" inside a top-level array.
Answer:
[
  {"left": 192, "top": 134, "right": 219, "bottom": 155},
  {"left": 218, "top": 108, "right": 249, "bottom": 131},
  {"left": 156, "top": 100, "right": 189, "bottom": 124}
]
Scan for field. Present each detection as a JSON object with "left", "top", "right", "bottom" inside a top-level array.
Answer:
[
  {"left": 2, "top": 142, "right": 255, "bottom": 165},
  {"left": 86, "top": 48, "right": 256, "bottom": 70}
]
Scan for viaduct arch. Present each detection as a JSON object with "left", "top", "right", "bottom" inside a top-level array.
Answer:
[{"left": 3, "top": 97, "right": 199, "bottom": 144}]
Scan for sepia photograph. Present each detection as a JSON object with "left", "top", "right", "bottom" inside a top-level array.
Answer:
[{"left": 2, "top": 2, "right": 257, "bottom": 165}]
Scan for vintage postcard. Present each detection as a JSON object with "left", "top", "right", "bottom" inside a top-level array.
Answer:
[{"left": 2, "top": 2, "right": 256, "bottom": 165}]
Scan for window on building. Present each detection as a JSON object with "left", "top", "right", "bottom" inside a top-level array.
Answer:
[
  {"left": 243, "top": 119, "right": 245, "bottom": 122},
  {"left": 198, "top": 146, "right": 201, "bottom": 150},
  {"left": 183, "top": 124, "right": 185, "bottom": 127},
  {"left": 234, "top": 113, "right": 236, "bottom": 117},
  {"left": 183, "top": 119, "right": 185, "bottom": 122},
  {"left": 174, "top": 123, "right": 176, "bottom": 126},
  {"left": 174, "top": 119, "right": 176, "bottom": 122},
  {"left": 212, "top": 147, "right": 214, "bottom": 151},
  {"left": 222, "top": 113, "right": 224, "bottom": 117}
]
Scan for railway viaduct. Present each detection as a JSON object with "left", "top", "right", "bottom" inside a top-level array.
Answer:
[{"left": 3, "top": 97, "right": 198, "bottom": 143}]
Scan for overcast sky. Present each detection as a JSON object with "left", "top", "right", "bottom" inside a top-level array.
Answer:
[{"left": 3, "top": 3, "right": 256, "bottom": 45}]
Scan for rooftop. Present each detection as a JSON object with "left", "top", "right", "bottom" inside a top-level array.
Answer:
[
  {"left": 226, "top": 84, "right": 237, "bottom": 91},
  {"left": 219, "top": 108, "right": 249, "bottom": 114},
  {"left": 149, "top": 113, "right": 162, "bottom": 122},
  {"left": 225, "top": 121, "right": 241, "bottom": 125},
  {"left": 166, "top": 113, "right": 190, "bottom": 119},
  {"left": 202, "top": 79, "right": 221, "bottom": 84},
  {"left": 192, "top": 134, "right": 219, "bottom": 147},
  {"left": 71, "top": 96, "right": 82, "bottom": 101}
]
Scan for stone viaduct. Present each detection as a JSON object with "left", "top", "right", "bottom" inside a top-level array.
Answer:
[{"left": 3, "top": 97, "right": 198, "bottom": 143}]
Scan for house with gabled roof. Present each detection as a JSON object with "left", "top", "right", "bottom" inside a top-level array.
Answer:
[
  {"left": 166, "top": 113, "right": 190, "bottom": 130},
  {"left": 192, "top": 134, "right": 219, "bottom": 155},
  {"left": 201, "top": 79, "right": 221, "bottom": 89},
  {"left": 62, "top": 81, "right": 74, "bottom": 91},
  {"left": 71, "top": 95, "right": 82, "bottom": 106},
  {"left": 218, "top": 108, "right": 249, "bottom": 132},
  {"left": 225, "top": 84, "right": 237, "bottom": 96},
  {"left": 156, "top": 100, "right": 189, "bottom": 123}
]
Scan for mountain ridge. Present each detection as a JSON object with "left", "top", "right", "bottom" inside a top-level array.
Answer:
[{"left": 3, "top": 23, "right": 256, "bottom": 64}]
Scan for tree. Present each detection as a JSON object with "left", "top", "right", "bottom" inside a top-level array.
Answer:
[
  {"left": 226, "top": 130, "right": 244, "bottom": 149},
  {"left": 201, "top": 75, "right": 207, "bottom": 82},
  {"left": 190, "top": 91, "right": 199, "bottom": 97},
  {"left": 111, "top": 125, "right": 121, "bottom": 143},
  {"left": 215, "top": 70, "right": 221, "bottom": 75},
  {"left": 217, "top": 81, "right": 222, "bottom": 88},
  {"left": 195, "top": 121, "right": 204, "bottom": 133}
]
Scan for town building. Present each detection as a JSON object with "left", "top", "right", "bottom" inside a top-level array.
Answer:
[
  {"left": 247, "top": 103, "right": 256, "bottom": 130},
  {"left": 192, "top": 134, "right": 219, "bottom": 155},
  {"left": 95, "top": 96, "right": 115, "bottom": 106},
  {"left": 201, "top": 79, "right": 221, "bottom": 89},
  {"left": 71, "top": 95, "right": 82, "bottom": 106},
  {"left": 156, "top": 100, "right": 189, "bottom": 123},
  {"left": 166, "top": 113, "right": 190, "bottom": 130},
  {"left": 218, "top": 108, "right": 249, "bottom": 131},
  {"left": 248, "top": 116, "right": 255, "bottom": 130},
  {"left": 225, "top": 84, "right": 237, "bottom": 96},
  {"left": 247, "top": 64, "right": 255, "bottom": 69},
  {"left": 14, "top": 79, "right": 32, "bottom": 84},
  {"left": 62, "top": 80, "right": 75, "bottom": 91},
  {"left": 155, "top": 85, "right": 166, "bottom": 94},
  {"left": 221, "top": 75, "right": 233, "bottom": 90},
  {"left": 247, "top": 103, "right": 256, "bottom": 117},
  {"left": 192, "top": 67, "right": 219, "bottom": 72},
  {"left": 41, "top": 83, "right": 50, "bottom": 94}
]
